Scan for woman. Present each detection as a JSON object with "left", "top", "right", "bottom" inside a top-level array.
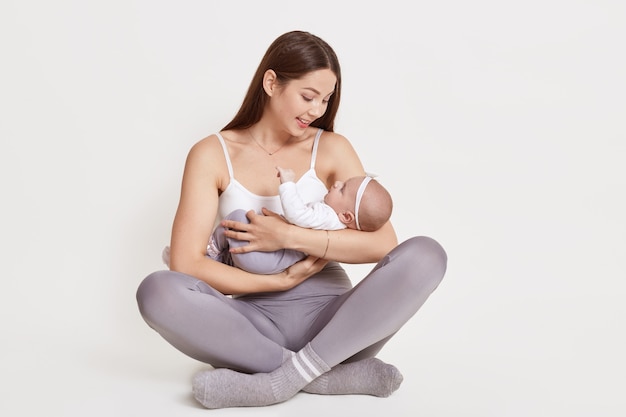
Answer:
[{"left": 136, "top": 30, "right": 447, "bottom": 409}]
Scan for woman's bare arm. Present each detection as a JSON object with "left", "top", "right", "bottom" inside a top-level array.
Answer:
[
  {"left": 225, "top": 209, "right": 397, "bottom": 263},
  {"left": 291, "top": 220, "right": 397, "bottom": 263}
]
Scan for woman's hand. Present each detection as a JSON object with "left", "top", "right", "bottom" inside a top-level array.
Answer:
[
  {"left": 221, "top": 208, "right": 291, "bottom": 254},
  {"left": 276, "top": 255, "right": 328, "bottom": 290}
]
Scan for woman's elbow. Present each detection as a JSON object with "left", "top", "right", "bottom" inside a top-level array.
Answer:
[
  {"left": 377, "top": 223, "right": 398, "bottom": 254},
  {"left": 366, "top": 233, "right": 397, "bottom": 261},
  {"left": 169, "top": 249, "right": 204, "bottom": 275}
]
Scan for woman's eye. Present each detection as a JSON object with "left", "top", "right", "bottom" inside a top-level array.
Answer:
[{"left": 302, "top": 96, "right": 313, "bottom": 102}]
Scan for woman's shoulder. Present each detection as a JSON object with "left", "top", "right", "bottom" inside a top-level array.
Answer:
[
  {"left": 184, "top": 134, "right": 229, "bottom": 173},
  {"left": 318, "top": 129, "right": 358, "bottom": 156},
  {"left": 187, "top": 133, "right": 229, "bottom": 159},
  {"left": 181, "top": 133, "right": 231, "bottom": 192},
  {"left": 193, "top": 132, "right": 222, "bottom": 149},
  {"left": 316, "top": 129, "right": 364, "bottom": 179},
  {"left": 318, "top": 129, "right": 347, "bottom": 142}
]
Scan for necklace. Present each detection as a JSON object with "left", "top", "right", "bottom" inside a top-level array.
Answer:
[{"left": 248, "top": 128, "right": 291, "bottom": 155}]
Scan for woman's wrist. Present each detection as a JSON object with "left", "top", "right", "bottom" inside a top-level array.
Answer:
[
  {"left": 276, "top": 270, "right": 292, "bottom": 291},
  {"left": 321, "top": 230, "right": 330, "bottom": 259},
  {"left": 288, "top": 226, "right": 328, "bottom": 258},
  {"left": 282, "top": 222, "right": 301, "bottom": 250}
]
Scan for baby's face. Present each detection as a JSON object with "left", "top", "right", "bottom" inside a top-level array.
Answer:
[{"left": 324, "top": 177, "right": 361, "bottom": 213}]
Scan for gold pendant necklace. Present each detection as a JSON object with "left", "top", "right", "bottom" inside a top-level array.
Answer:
[{"left": 248, "top": 128, "right": 290, "bottom": 155}]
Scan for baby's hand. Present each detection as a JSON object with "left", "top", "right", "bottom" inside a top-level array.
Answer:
[{"left": 276, "top": 166, "right": 296, "bottom": 183}]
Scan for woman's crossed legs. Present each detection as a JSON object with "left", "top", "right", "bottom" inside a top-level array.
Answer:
[{"left": 137, "top": 236, "right": 447, "bottom": 408}]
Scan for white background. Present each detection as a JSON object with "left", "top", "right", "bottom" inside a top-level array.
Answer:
[{"left": 1, "top": 1, "right": 625, "bottom": 416}]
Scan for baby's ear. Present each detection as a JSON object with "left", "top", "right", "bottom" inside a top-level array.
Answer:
[{"left": 338, "top": 211, "right": 355, "bottom": 226}]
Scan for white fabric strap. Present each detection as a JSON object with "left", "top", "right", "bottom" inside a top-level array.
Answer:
[{"left": 354, "top": 176, "right": 373, "bottom": 231}]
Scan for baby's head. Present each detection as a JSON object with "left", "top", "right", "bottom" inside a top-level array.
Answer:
[{"left": 324, "top": 176, "right": 393, "bottom": 231}]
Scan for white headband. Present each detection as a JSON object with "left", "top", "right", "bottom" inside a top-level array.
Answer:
[{"left": 354, "top": 176, "right": 373, "bottom": 231}]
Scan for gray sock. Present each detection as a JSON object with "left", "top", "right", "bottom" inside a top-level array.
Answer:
[
  {"left": 302, "top": 357, "right": 403, "bottom": 397},
  {"left": 192, "top": 343, "right": 330, "bottom": 409}
]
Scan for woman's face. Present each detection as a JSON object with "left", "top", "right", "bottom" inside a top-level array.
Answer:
[{"left": 271, "top": 69, "right": 336, "bottom": 136}]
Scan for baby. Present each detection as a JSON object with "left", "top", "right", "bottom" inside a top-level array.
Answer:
[
  {"left": 163, "top": 167, "right": 393, "bottom": 274},
  {"left": 276, "top": 166, "right": 392, "bottom": 232}
]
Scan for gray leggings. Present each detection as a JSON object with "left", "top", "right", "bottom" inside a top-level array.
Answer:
[{"left": 136, "top": 236, "right": 447, "bottom": 374}]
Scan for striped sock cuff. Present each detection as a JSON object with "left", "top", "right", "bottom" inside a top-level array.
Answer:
[{"left": 293, "top": 343, "right": 331, "bottom": 382}]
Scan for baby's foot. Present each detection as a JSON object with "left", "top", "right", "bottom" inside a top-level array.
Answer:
[
  {"left": 161, "top": 246, "right": 171, "bottom": 267},
  {"left": 206, "top": 236, "right": 223, "bottom": 261}
]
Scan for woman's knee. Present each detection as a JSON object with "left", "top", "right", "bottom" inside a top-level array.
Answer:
[
  {"left": 407, "top": 235, "right": 447, "bottom": 263},
  {"left": 136, "top": 270, "right": 180, "bottom": 324},
  {"left": 398, "top": 236, "right": 448, "bottom": 287}
]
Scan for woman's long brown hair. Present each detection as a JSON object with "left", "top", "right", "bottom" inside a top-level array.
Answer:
[{"left": 222, "top": 31, "right": 342, "bottom": 132}]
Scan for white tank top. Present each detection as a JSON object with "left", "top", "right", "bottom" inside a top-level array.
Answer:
[{"left": 215, "top": 128, "right": 328, "bottom": 222}]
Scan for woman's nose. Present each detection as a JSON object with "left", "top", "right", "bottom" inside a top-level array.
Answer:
[{"left": 308, "top": 101, "right": 324, "bottom": 118}]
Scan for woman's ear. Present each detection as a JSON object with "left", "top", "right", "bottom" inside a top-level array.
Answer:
[
  {"left": 338, "top": 211, "right": 355, "bottom": 226},
  {"left": 262, "top": 69, "right": 278, "bottom": 96}
]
